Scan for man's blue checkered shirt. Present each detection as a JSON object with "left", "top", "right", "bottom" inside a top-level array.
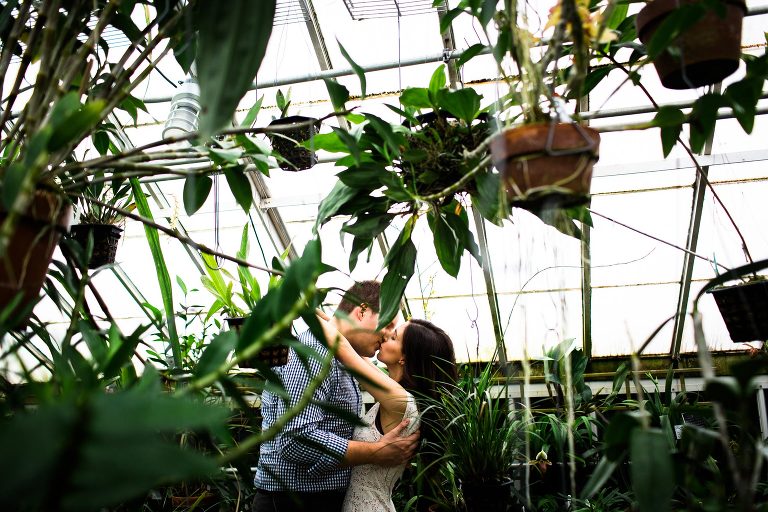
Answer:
[{"left": 254, "top": 329, "right": 361, "bottom": 492}]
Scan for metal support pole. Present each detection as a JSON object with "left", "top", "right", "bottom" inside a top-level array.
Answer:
[
  {"left": 670, "top": 84, "right": 721, "bottom": 359},
  {"left": 471, "top": 207, "right": 510, "bottom": 372}
]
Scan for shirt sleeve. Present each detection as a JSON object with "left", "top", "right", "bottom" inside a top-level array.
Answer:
[{"left": 274, "top": 344, "right": 350, "bottom": 474}]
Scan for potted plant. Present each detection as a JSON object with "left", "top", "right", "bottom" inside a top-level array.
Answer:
[
  {"left": 267, "top": 88, "right": 322, "bottom": 171},
  {"left": 200, "top": 225, "right": 289, "bottom": 367},
  {"left": 706, "top": 275, "right": 768, "bottom": 343},
  {"left": 444, "top": 0, "right": 609, "bottom": 210},
  {"left": 427, "top": 364, "right": 524, "bottom": 512},
  {"left": 636, "top": 0, "right": 747, "bottom": 89},
  {"left": 66, "top": 173, "right": 134, "bottom": 269}
]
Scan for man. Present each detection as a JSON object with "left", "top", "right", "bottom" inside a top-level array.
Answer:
[{"left": 253, "top": 281, "right": 419, "bottom": 512}]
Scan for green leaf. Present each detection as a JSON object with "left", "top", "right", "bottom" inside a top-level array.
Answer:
[
  {"left": 182, "top": 175, "right": 213, "bottom": 216},
  {"left": 660, "top": 126, "right": 682, "bottom": 157},
  {"left": 92, "top": 130, "right": 111, "bottom": 155},
  {"left": 428, "top": 210, "right": 461, "bottom": 277},
  {"left": 653, "top": 106, "right": 685, "bottom": 157},
  {"left": 195, "top": 330, "right": 237, "bottom": 377},
  {"left": 428, "top": 65, "right": 447, "bottom": 105},
  {"left": 439, "top": 7, "right": 464, "bottom": 34},
  {"left": 630, "top": 429, "right": 674, "bottom": 512},
  {"left": 580, "top": 456, "right": 619, "bottom": 500},
  {"left": 457, "top": 43, "right": 487, "bottom": 67},
  {"left": 336, "top": 164, "right": 387, "bottom": 189},
  {"left": 195, "top": 0, "right": 276, "bottom": 138},
  {"left": 315, "top": 181, "right": 358, "bottom": 228},
  {"left": 48, "top": 100, "right": 106, "bottom": 152},
  {"left": 131, "top": 180, "right": 181, "bottom": 367},
  {"left": 378, "top": 217, "right": 417, "bottom": 329},
  {"left": 338, "top": 41, "right": 367, "bottom": 98},
  {"left": 437, "top": 88, "right": 481, "bottom": 125},
  {"left": 725, "top": 80, "right": 759, "bottom": 133},
  {"left": 223, "top": 166, "right": 252, "bottom": 212},
  {"left": 645, "top": 4, "right": 704, "bottom": 60},
  {"left": 400, "top": 87, "right": 431, "bottom": 109},
  {"left": 323, "top": 78, "right": 349, "bottom": 112},
  {"left": 307, "top": 131, "right": 348, "bottom": 153},
  {"left": 240, "top": 95, "right": 264, "bottom": 128}
]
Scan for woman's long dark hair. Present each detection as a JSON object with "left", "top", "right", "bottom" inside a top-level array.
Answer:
[
  {"left": 398, "top": 319, "right": 458, "bottom": 400},
  {"left": 396, "top": 319, "right": 457, "bottom": 511}
]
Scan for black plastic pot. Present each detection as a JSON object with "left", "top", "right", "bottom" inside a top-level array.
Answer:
[
  {"left": 708, "top": 279, "right": 768, "bottom": 342},
  {"left": 461, "top": 479, "right": 520, "bottom": 512},
  {"left": 226, "top": 316, "right": 290, "bottom": 367},
  {"left": 69, "top": 224, "right": 123, "bottom": 269},
  {"left": 267, "top": 115, "right": 321, "bottom": 171}
]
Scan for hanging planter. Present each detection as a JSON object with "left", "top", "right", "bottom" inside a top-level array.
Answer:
[
  {"left": 225, "top": 317, "right": 290, "bottom": 367},
  {"left": 0, "top": 190, "right": 71, "bottom": 327},
  {"left": 490, "top": 123, "right": 600, "bottom": 209},
  {"left": 68, "top": 224, "right": 123, "bottom": 269},
  {"left": 708, "top": 278, "right": 768, "bottom": 342},
  {"left": 267, "top": 115, "right": 321, "bottom": 171},
  {"left": 636, "top": 0, "right": 746, "bottom": 90}
]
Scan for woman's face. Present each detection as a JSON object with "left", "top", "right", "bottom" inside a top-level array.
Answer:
[{"left": 376, "top": 321, "right": 407, "bottom": 366}]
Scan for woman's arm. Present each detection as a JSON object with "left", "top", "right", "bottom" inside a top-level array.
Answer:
[{"left": 316, "top": 312, "right": 410, "bottom": 423}]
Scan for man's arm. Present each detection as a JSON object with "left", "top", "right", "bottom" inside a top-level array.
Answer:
[
  {"left": 275, "top": 344, "right": 350, "bottom": 473},
  {"left": 341, "top": 418, "right": 420, "bottom": 467}
]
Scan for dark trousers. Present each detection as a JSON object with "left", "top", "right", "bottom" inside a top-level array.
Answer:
[{"left": 251, "top": 489, "right": 346, "bottom": 512}]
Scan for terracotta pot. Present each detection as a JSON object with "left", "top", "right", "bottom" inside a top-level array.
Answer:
[
  {"left": 267, "top": 115, "right": 321, "bottom": 171},
  {"left": 636, "top": 0, "right": 746, "bottom": 89},
  {"left": 490, "top": 123, "right": 600, "bottom": 209},
  {"left": 226, "top": 316, "right": 290, "bottom": 367},
  {"left": 708, "top": 279, "right": 768, "bottom": 342},
  {"left": 69, "top": 224, "right": 123, "bottom": 269},
  {"left": 0, "top": 191, "right": 72, "bottom": 327}
]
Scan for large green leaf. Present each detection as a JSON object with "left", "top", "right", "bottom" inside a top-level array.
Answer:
[
  {"left": 323, "top": 78, "right": 349, "bottom": 112},
  {"left": 436, "top": 88, "right": 481, "bottom": 125},
  {"left": 630, "top": 428, "right": 674, "bottom": 512},
  {"left": 223, "top": 165, "right": 253, "bottom": 212},
  {"left": 182, "top": 174, "right": 212, "bottom": 216},
  {"left": 428, "top": 210, "right": 461, "bottom": 277},
  {"left": 378, "top": 217, "right": 417, "bottom": 329},
  {"left": 131, "top": 179, "right": 181, "bottom": 367},
  {"left": 315, "top": 181, "right": 358, "bottom": 228},
  {"left": 338, "top": 41, "right": 367, "bottom": 98},
  {"left": 195, "top": 0, "right": 276, "bottom": 138}
]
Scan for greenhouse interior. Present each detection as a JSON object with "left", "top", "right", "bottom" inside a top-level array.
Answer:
[{"left": 1, "top": 0, "right": 767, "bottom": 510}]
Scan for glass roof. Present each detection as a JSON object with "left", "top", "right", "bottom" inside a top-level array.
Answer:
[{"left": 25, "top": 0, "right": 768, "bottom": 363}]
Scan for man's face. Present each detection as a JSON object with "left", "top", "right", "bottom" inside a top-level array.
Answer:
[{"left": 345, "top": 307, "right": 396, "bottom": 357}]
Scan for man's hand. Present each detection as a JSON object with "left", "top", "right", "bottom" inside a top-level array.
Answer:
[
  {"left": 369, "top": 418, "right": 420, "bottom": 467},
  {"left": 343, "top": 418, "right": 420, "bottom": 467}
]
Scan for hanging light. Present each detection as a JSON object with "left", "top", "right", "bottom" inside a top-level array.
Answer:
[{"left": 162, "top": 77, "right": 201, "bottom": 139}]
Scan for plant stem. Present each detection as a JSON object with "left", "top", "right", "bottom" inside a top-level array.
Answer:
[
  {"left": 182, "top": 282, "right": 318, "bottom": 394},
  {"left": 65, "top": 192, "right": 284, "bottom": 276}
]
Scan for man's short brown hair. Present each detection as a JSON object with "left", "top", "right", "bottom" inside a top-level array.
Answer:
[{"left": 336, "top": 280, "right": 381, "bottom": 314}]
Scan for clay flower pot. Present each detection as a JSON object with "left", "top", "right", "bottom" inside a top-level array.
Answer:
[
  {"left": 69, "top": 224, "right": 123, "bottom": 269},
  {"left": 267, "top": 115, "right": 321, "bottom": 171},
  {"left": 0, "top": 191, "right": 72, "bottom": 327},
  {"left": 636, "top": 0, "right": 746, "bottom": 89},
  {"left": 490, "top": 123, "right": 600, "bottom": 209}
]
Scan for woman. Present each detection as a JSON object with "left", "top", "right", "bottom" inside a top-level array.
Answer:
[{"left": 318, "top": 316, "right": 457, "bottom": 512}]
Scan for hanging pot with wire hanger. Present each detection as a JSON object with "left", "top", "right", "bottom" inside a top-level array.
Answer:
[
  {"left": 490, "top": 116, "right": 600, "bottom": 210},
  {"left": 636, "top": 0, "right": 746, "bottom": 90},
  {"left": 267, "top": 116, "right": 321, "bottom": 171}
]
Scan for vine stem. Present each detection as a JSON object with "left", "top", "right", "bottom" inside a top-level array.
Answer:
[
  {"left": 181, "top": 282, "right": 319, "bottom": 394},
  {"left": 66, "top": 192, "right": 284, "bottom": 277},
  {"left": 598, "top": 50, "right": 754, "bottom": 265}
]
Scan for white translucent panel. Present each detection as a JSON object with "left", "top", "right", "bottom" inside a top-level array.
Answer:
[
  {"left": 591, "top": 283, "right": 679, "bottom": 356},
  {"left": 691, "top": 178, "right": 768, "bottom": 272},
  {"left": 407, "top": 294, "right": 499, "bottom": 363},
  {"left": 497, "top": 289, "right": 584, "bottom": 360}
]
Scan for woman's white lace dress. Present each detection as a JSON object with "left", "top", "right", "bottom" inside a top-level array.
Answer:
[{"left": 342, "top": 394, "right": 420, "bottom": 512}]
